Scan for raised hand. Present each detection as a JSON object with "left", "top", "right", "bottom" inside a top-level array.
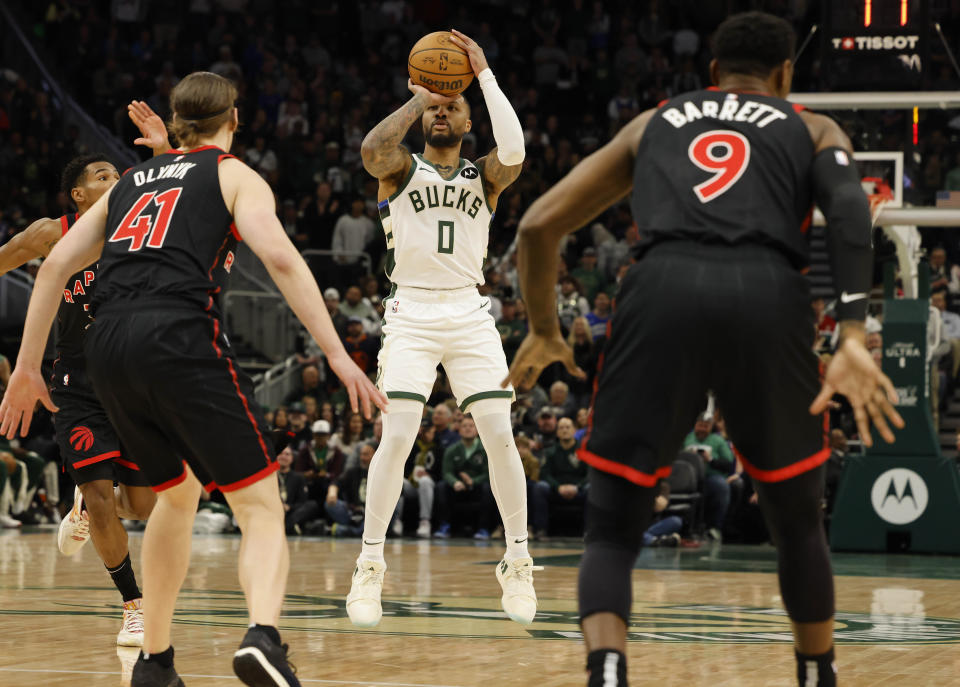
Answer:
[
  {"left": 809, "top": 337, "right": 904, "bottom": 447},
  {"left": 327, "top": 352, "right": 388, "bottom": 419},
  {"left": 128, "top": 100, "right": 170, "bottom": 153},
  {"left": 407, "top": 79, "right": 457, "bottom": 106},
  {"left": 0, "top": 367, "right": 59, "bottom": 439},
  {"left": 449, "top": 29, "right": 489, "bottom": 75},
  {"left": 502, "top": 332, "right": 585, "bottom": 391}
]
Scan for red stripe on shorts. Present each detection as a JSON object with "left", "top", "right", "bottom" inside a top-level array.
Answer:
[
  {"left": 577, "top": 448, "right": 672, "bottom": 487},
  {"left": 738, "top": 447, "right": 831, "bottom": 483}
]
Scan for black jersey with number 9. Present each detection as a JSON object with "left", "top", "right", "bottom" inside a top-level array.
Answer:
[{"left": 631, "top": 88, "right": 816, "bottom": 269}]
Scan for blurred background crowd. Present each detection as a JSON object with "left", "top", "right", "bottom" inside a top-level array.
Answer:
[{"left": 1, "top": 0, "right": 960, "bottom": 541}]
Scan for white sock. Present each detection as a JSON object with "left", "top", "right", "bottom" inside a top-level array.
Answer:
[
  {"left": 359, "top": 400, "right": 422, "bottom": 563},
  {"left": 472, "top": 400, "right": 529, "bottom": 561}
]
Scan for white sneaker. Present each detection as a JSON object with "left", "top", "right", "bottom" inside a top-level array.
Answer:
[
  {"left": 57, "top": 487, "right": 90, "bottom": 555},
  {"left": 0, "top": 514, "right": 21, "bottom": 529},
  {"left": 117, "top": 598, "right": 144, "bottom": 646},
  {"left": 416, "top": 519, "right": 431, "bottom": 539},
  {"left": 495, "top": 557, "right": 542, "bottom": 626},
  {"left": 346, "top": 558, "right": 386, "bottom": 628}
]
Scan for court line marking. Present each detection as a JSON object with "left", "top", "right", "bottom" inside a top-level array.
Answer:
[{"left": 0, "top": 667, "right": 466, "bottom": 686}]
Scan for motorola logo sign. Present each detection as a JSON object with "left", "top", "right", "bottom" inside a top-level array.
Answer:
[{"left": 871, "top": 469, "right": 929, "bottom": 525}]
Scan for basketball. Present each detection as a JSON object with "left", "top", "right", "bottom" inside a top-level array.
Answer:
[{"left": 408, "top": 31, "right": 474, "bottom": 96}]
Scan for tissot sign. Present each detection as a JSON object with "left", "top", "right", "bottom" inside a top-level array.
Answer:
[{"left": 831, "top": 35, "right": 920, "bottom": 51}]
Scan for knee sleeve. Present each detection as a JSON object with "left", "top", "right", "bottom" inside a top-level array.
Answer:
[
  {"left": 756, "top": 466, "right": 834, "bottom": 623},
  {"left": 578, "top": 468, "right": 658, "bottom": 624}
]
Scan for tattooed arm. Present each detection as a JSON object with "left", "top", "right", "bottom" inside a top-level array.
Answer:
[
  {"left": 361, "top": 81, "right": 455, "bottom": 196},
  {"left": 0, "top": 218, "right": 63, "bottom": 275},
  {"left": 475, "top": 150, "right": 523, "bottom": 212}
]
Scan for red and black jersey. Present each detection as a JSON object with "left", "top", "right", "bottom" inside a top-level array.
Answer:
[
  {"left": 632, "top": 88, "right": 816, "bottom": 269},
  {"left": 94, "top": 146, "right": 240, "bottom": 318},
  {"left": 57, "top": 213, "right": 97, "bottom": 361}
]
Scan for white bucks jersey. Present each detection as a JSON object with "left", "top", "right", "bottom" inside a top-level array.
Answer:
[{"left": 378, "top": 153, "right": 492, "bottom": 289}]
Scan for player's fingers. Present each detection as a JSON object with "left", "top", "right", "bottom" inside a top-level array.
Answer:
[
  {"left": 866, "top": 399, "right": 894, "bottom": 444},
  {"left": 0, "top": 407, "right": 10, "bottom": 439},
  {"left": 877, "top": 372, "right": 900, "bottom": 407},
  {"left": 874, "top": 388, "right": 904, "bottom": 431},
  {"left": 19, "top": 410, "right": 32, "bottom": 438},
  {"left": 40, "top": 390, "right": 59, "bottom": 414},
  {"left": 358, "top": 380, "right": 372, "bottom": 420},
  {"left": 852, "top": 403, "right": 872, "bottom": 448},
  {"left": 133, "top": 138, "right": 148, "bottom": 146},
  {"left": 346, "top": 378, "right": 359, "bottom": 416},
  {"left": 808, "top": 383, "right": 835, "bottom": 415}
]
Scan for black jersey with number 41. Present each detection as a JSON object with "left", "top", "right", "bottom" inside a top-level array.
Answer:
[
  {"left": 631, "top": 88, "right": 817, "bottom": 269},
  {"left": 94, "top": 146, "right": 240, "bottom": 318}
]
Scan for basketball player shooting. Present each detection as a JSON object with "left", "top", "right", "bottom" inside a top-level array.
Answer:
[
  {"left": 0, "top": 101, "right": 170, "bottom": 649},
  {"left": 503, "top": 12, "right": 904, "bottom": 687},
  {"left": 344, "top": 29, "right": 542, "bottom": 629}
]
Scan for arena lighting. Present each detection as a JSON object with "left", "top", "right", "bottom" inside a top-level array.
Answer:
[{"left": 865, "top": 0, "right": 872, "bottom": 26}]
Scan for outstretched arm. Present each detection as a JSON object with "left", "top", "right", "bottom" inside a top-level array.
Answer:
[
  {"left": 0, "top": 191, "right": 110, "bottom": 438},
  {"left": 220, "top": 158, "right": 386, "bottom": 418},
  {"left": 0, "top": 218, "right": 62, "bottom": 275},
  {"left": 450, "top": 30, "right": 525, "bottom": 208},
  {"left": 502, "top": 109, "right": 653, "bottom": 390},
  {"left": 360, "top": 82, "right": 454, "bottom": 190}
]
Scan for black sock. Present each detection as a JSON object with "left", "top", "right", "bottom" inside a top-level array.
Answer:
[
  {"left": 106, "top": 554, "right": 141, "bottom": 602},
  {"left": 252, "top": 623, "right": 281, "bottom": 645},
  {"left": 141, "top": 646, "right": 174, "bottom": 669},
  {"left": 796, "top": 647, "right": 837, "bottom": 687},
  {"left": 586, "top": 649, "right": 627, "bottom": 687}
]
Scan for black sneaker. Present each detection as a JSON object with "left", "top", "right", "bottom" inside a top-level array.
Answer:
[
  {"left": 131, "top": 654, "right": 185, "bottom": 687},
  {"left": 233, "top": 627, "right": 300, "bottom": 687}
]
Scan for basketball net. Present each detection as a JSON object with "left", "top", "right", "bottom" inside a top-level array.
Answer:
[{"left": 862, "top": 176, "right": 894, "bottom": 227}]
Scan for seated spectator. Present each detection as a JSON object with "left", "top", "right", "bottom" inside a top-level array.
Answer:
[
  {"left": 571, "top": 247, "right": 605, "bottom": 303},
  {"left": 531, "top": 417, "right": 588, "bottom": 537},
  {"left": 325, "top": 441, "right": 384, "bottom": 537},
  {"left": 573, "top": 408, "right": 590, "bottom": 442},
  {"left": 301, "top": 181, "right": 340, "bottom": 250},
  {"left": 339, "top": 285, "right": 379, "bottom": 332},
  {"left": 586, "top": 292, "right": 612, "bottom": 341},
  {"left": 342, "top": 317, "right": 379, "bottom": 374},
  {"left": 399, "top": 420, "right": 439, "bottom": 538},
  {"left": 497, "top": 297, "right": 527, "bottom": 364},
  {"left": 548, "top": 381, "right": 578, "bottom": 419},
  {"left": 331, "top": 411, "right": 367, "bottom": 468},
  {"left": 533, "top": 407, "right": 559, "bottom": 452},
  {"left": 431, "top": 404, "right": 460, "bottom": 451},
  {"left": 323, "top": 287, "right": 348, "bottom": 338},
  {"left": 929, "top": 247, "right": 950, "bottom": 292},
  {"left": 435, "top": 416, "right": 497, "bottom": 539},
  {"left": 245, "top": 135, "right": 278, "bottom": 184},
  {"left": 643, "top": 481, "right": 682, "bottom": 547},
  {"left": 683, "top": 413, "right": 735, "bottom": 541},
  {"left": 598, "top": 224, "right": 638, "bottom": 282},
  {"left": 556, "top": 275, "right": 590, "bottom": 333},
  {"left": 566, "top": 318, "right": 598, "bottom": 407},
  {"left": 284, "top": 364, "right": 325, "bottom": 406},
  {"left": 332, "top": 198, "right": 376, "bottom": 282},
  {"left": 295, "top": 419, "right": 344, "bottom": 502},
  {"left": 277, "top": 446, "right": 320, "bottom": 535}
]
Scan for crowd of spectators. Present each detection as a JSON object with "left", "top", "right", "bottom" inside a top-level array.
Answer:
[{"left": 3, "top": 0, "right": 960, "bottom": 535}]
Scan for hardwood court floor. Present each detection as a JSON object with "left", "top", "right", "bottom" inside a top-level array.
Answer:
[{"left": 1, "top": 530, "right": 959, "bottom": 686}]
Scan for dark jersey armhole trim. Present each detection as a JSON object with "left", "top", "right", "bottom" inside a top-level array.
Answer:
[
  {"left": 60, "top": 215, "right": 69, "bottom": 236},
  {"left": 792, "top": 103, "right": 808, "bottom": 114},
  {"left": 218, "top": 153, "right": 238, "bottom": 164},
  {"left": 657, "top": 98, "right": 669, "bottom": 108},
  {"left": 388, "top": 155, "right": 418, "bottom": 202},
  {"left": 229, "top": 222, "right": 242, "bottom": 242}
]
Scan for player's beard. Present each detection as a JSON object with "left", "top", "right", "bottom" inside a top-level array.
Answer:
[{"left": 424, "top": 124, "right": 462, "bottom": 149}]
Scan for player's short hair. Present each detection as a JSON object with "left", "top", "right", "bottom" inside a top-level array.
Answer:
[
  {"left": 712, "top": 11, "right": 796, "bottom": 80},
  {"left": 169, "top": 71, "right": 238, "bottom": 148},
  {"left": 60, "top": 153, "right": 113, "bottom": 196}
]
